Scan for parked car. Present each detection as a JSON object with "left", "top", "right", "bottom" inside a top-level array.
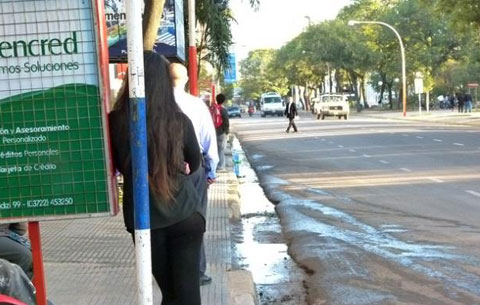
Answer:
[
  {"left": 313, "top": 94, "right": 349, "bottom": 120},
  {"left": 227, "top": 106, "right": 242, "bottom": 118}
]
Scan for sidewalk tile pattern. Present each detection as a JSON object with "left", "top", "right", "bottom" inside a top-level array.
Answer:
[{"left": 41, "top": 172, "right": 233, "bottom": 305}]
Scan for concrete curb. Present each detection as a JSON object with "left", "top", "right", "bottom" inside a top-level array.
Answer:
[
  {"left": 227, "top": 270, "right": 258, "bottom": 305},
  {"left": 225, "top": 133, "right": 258, "bottom": 305}
]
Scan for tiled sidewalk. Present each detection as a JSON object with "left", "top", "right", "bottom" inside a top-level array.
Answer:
[{"left": 40, "top": 170, "right": 236, "bottom": 305}]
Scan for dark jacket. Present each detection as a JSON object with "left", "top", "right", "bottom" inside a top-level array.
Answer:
[
  {"left": 216, "top": 106, "right": 230, "bottom": 136},
  {"left": 284, "top": 101, "right": 297, "bottom": 119},
  {"left": 109, "top": 111, "right": 202, "bottom": 231}
]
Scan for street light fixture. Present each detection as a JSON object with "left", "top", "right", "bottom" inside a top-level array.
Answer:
[
  {"left": 348, "top": 20, "right": 407, "bottom": 117},
  {"left": 304, "top": 16, "right": 312, "bottom": 27}
]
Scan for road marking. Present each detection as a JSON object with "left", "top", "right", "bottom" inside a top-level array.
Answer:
[
  {"left": 379, "top": 160, "right": 390, "bottom": 164},
  {"left": 453, "top": 143, "right": 464, "bottom": 146},
  {"left": 363, "top": 154, "right": 371, "bottom": 158},
  {"left": 321, "top": 139, "right": 326, "bottom": 141},
  {"left": 434, "top": 139, "right": 443, "bottom": 142},
  {"left": 466, "top": 190, "right": 480, "bottom": 198},
  {"left": 338, "top": 145, "right": 344, "bottom": 148},
  {"left": 400, "top": 168, "right": 412, "bottom": 172},
  {"left": 349, "top": 149, "right": 356, "bottom": 153},
  {"left": 416, "top": 136, "right": 424, "bottom": 139},
  {"left": 427, "top": 177, "right": 444, "bottom": 183},
  {"left": 402, "top": 134, "right": 409, "bottom": 137}
]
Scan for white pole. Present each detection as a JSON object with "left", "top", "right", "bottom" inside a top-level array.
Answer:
[
  {"left": 426, "top": 93, "right": 429, "bottom": 113},
  {"left": 125, "top": 1, "right": 153, "bottom": 304},
  {"left": 418, "top": 93, "right": 422, "bottom": 114}
]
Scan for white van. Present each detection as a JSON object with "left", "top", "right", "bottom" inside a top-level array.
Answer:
[{"left": 260, "top": 92, "right": 284, "bottom": 117}]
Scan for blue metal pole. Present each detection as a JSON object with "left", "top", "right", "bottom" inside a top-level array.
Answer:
[{"left": 125, "top": 0, "right": 153, "bottom": 304}]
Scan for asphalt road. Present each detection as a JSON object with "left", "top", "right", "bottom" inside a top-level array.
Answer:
[{"left": 231, "top": 112, "right": 480, "bottom": 305}]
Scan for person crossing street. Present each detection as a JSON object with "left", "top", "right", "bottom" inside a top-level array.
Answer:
[{"left": 284, "top": 96, "right": 298, "bottom": 133}]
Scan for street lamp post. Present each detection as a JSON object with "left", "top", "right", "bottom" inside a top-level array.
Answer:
[{"left": 348, "top": 20, "right": 407, "bottom": 117}]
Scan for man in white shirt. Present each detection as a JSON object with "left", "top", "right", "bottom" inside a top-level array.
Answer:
[{"left": 170, "top": 63, "right": 218, "bottom": 286}]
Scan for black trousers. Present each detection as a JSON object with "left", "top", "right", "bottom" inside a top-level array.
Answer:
[
  {"left": 189, "top": 165, "right": 208, "bottom": 276},
  {"left": 286, "top": 117, "right": 298, "bottom": 132},
  {"left": 140, "top": 212, "right": 205, "bottom": 305}
]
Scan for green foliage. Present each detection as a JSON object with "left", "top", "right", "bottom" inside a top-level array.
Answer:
[
  {"left": 239, "top": 49, "right": 288, "bottom": 99},
  {"left": 421, "top": 0, "right": 480, "bottom": 30},
  {"left": 236, "top": 0, "right": 478, "bottom": 102},
  {"left": 196, "top": 0, "right": 234, "bottom": 73}
]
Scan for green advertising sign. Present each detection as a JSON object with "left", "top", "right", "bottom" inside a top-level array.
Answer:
[{"left": 0, "top": 0, "right": 117, "bottom": 222}]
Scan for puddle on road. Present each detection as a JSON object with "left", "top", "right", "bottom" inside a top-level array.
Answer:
[{"left": 230, "top": 138, "right": 307, "bottom": 305}]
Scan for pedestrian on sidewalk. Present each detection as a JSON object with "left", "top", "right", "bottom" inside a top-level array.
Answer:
[
  {"left": 109, "top": 51, "right": 204, "bottom": 305},
  {"left": 465, "top": 93, "right": 473, "bottom": 113},
  {"left": 213, "top": 94, "right": 229, "bottom": 172},
  {"left": 457, "top": 92, "right": 465, "bottom": 113},
  {"left": 449, "top": 94, "right": 456, "bottom": 111},
  {"left": 284, "top": 96, "right": 298, "bottom": 133},
  {"left": 169, "top": 62, "right": 218, "bottom": 286},
  {"left": 0, "top": 223, "right": 32, "bottom": 279}
]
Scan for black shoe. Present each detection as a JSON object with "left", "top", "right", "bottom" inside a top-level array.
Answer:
[
  {"left": 285, "top": 130, "right": 289, "bottom": 133},
  {"left": 200, "top": 274, "right": 212, "bottom": 286}
]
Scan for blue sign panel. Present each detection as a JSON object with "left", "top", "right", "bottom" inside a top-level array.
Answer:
[
  {"left": 224, "top": 53, "right": 237, "bottom": 84},
  {"left": 105, "top": 0, "right": 185, "bottom": 62}
]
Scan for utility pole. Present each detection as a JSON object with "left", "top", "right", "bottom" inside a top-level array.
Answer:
[
  {"left": 126, "top": 0, "right": 153, "bottom": 304},
  {"left": 188, "top": 0, "right": 198, "bottom": 96}
]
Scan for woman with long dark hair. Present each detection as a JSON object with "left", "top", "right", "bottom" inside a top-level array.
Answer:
[{"left": 109, "top": 51, "right": 203, "bottom": 305}]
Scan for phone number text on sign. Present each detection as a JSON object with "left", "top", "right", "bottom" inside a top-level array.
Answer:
[{"left": 0, "top": 197, "right": 74, "bottom": 210}]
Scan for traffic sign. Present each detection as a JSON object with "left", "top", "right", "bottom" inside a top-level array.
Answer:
[
  {"left": 0, "top": 0, "right": 117, "bottom": 222},
  {"left": 414, "top": 78, "right": 424, "bottom": 94},
  {"left": 467, "top": 83, "right": 479, "bottom": 88}
]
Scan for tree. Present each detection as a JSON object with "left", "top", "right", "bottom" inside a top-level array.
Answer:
[
  {"left": 143, "top": 0, "right": 260, "bottom": 75},
  {"left": 239, "top": 49, "right": 287, "bottom": 100},
  {"left": 143, "top": 0, "right": 166, "bottom": 50},
  {"left": 339, "top": 0, "right": 466, "bottom": 108},
  {"left": 273, "top": 33, "right": 326, "bottom": 110},
  {"left": 421, "top": 0, "right": 480, "bottom": 30},
  {"left": 302, "top": 20, "right": 377, "bottom": 109},
  {"left": 196, "top": 0, "right": 234, "bottom": 74}
]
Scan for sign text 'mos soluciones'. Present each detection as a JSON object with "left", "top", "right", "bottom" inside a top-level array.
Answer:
[{"left": 0, "top": 31, "right": 80, "bottom": 75}]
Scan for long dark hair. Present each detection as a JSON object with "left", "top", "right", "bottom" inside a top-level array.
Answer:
[{"left": 113, "top": 51, "right": 184, "bottom": 200}]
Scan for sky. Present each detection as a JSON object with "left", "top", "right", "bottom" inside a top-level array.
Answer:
[{"left": 230, "top": 0, "right": 353, "bottom": 61}]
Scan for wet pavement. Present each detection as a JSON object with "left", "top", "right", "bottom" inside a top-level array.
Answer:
[
  {"left": 231, "top": 114, "right": 480, "bottom": 305},
  {"left": 230, "top": 138, "right": 307, "bottom": 305}
]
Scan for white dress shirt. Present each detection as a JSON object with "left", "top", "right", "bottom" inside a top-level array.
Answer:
[{"left": 174, "top": 87, "right": 219, "bottom": 179}]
